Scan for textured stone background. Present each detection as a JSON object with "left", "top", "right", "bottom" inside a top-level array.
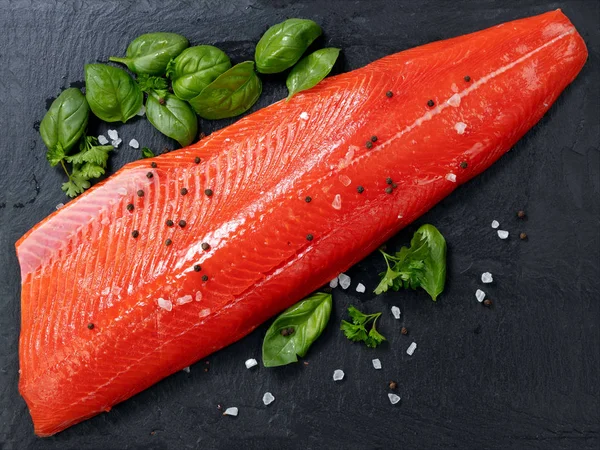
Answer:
[{"left": 0, "top": 0, "right": 598, "bottom": 449}]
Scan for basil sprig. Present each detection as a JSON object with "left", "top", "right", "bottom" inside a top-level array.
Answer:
[
  {"left": 167, "top": 45, "right": 232, "bottom": 101},
  {"left": 40, "top": 88, "right": 90, "bottom": 164},
  {"left": 85, "top": 64, "right": 143, "bottom": 123},
  {"left": 109, "top": 32, "right": 189, "bottom": 76},
  {"left": 255, "top": 19, "right": 322, "bottom": 74},
  {"left": 188, "top": 61, "right": 262, "bottom": 120},
  {"left": 262, "top": 292, "right": 332, "bottom": 367},
  {"left": 146, "top": 92, "right": 198, "bottom": 147},
  {"left": 286, "top": 48, "right": 340, "bottom": 99}
]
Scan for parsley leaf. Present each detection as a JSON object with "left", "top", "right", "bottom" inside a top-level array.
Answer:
[
  {"left": 340, "top": 306, "right": 386, "bottom": 348},
  {"left": 141, "top": 147, "right": 155, "bottom": 158},
  {"left": 61, "top": 172, "right": 91, "bottom": 198},
  {"left": 66, "top": 136, "right": 112, "bottom": 166},
  {"left": 374, "top": 224, "right": 447, "bottom": 301},
  {"left": 137, "top": 74, "right": 169, "bottom": 98},
  {"left": 77, "top": 163, "right": 105, "bottom": 179}
]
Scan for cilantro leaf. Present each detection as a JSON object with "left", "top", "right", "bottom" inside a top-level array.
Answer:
[
  {"left": 66, "top": 136, "right": 112, "bottom": 166},
  {"left": 46, "top": 143, "right": 66, "bottom": 167},
  {"left": 374, "top": 251, "right": 402, "bottom": 295},
  {"left": 141, "top": 147, "right": 155, "bottom": 158},
  {"left": 77, "top": 163, "right": 105, "bottom": 179},
  {"left": 340, "top": 306, "right": 385, "bottom": 348},
  {"left": 61, "top": 172, "right": 91, "bottom": 198}
]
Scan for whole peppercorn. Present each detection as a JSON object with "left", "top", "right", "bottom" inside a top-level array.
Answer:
[
  {"left": 165, "top": 219, "right": 174, "bottom": 227},
  {"left": 194, "top": 156, "right": 201, "bottom": 164},
  {"left": 126, "top": 203, "right": 134, "bottom": 211},
  {"left": 483, "top": 299, "right": 493, "bottom": 307},
  {"left": 389, "top": 381, "right": 398, "bottom": 390},
  {"left": 386, "top": 91, "right": 393, "bottom": 98},
  {"left": 204, "top": 189, "right": 213, "bottom": 197},
  {"left": 385, "top": 187, "right": 393, "bottom": 194},
  {"left": 151, "top": 162, "right": 157, "bottom": 168},
  {"left": 401, "top": 327, "right": 408, "bottom": 335},
  {"left": 305, "top": 196, "right": 312, "bottom": 203},
  {"left": 517, "top": 210, "right": 526, "bottom": 219},
  {"left": 464, "top": 75, "right": 471, "bottom": 82},
  {"left": 357, "top": 186, "right": 364, "bottom": 194},
  {"left": 460, "top": 161, "right": 468, "bottom": 169},
  {"left": 520, "top": 232, "right": 528, "bottom": 240},
  {"left": 193, "top": 265, "right": 201, "bottom": 272},
  {"left": 201, "top": 242, "right": 210, "bottom": 251},
  {"left": 87, "top": 323, "right": 95, "bottom": 330},
  {"left": 427, "top": 99, "right": 435, "bottom": 107}
]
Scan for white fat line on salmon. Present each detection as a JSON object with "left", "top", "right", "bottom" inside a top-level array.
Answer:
[{"left": 375, "top": 27, "right": 576, "bottom": 153}]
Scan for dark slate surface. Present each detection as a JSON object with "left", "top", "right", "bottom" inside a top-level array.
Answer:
[{"left": 0, "top": 0, "right": 598, "bottom": 449}]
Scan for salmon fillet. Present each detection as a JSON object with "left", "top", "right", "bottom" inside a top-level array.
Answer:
[{"left": 16, "top": 10, "right": 587, "bottom": 436}]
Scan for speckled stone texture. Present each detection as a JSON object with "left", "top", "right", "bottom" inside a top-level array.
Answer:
[{"left": 0, "top": 1, "right": 598, "bottom": 449}]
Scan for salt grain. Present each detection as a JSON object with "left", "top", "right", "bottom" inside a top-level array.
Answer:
[
  {"left": 107, "top": 129, "right": 119, "bottom": 141},
  {"left": 388, "top": 393, "right": 401, "bottom": 405},
  {"left": 262, "top": 392, "right": 275, "bottom": 406},
  {"left": 333, "top": 369, "right": 345, "bottom": 381},
  {"left": 55, "top": 203, "right": 64, "bottom": 210},
  {"left": 372, "top": 359, "right": 382, "bottom": 370},
  {"left": 176, "top": 295, "right": 193, "bottom": 305},
  {"left": 129, "top": 139, "right": 140, "bottom": 149},
  {"left": 245, "top": 358, "right": 258, "bottom": 369},
  {"left": 332, "top": 194, "right": 342, "bottom": 210},
  {"left": 299, "top": 112, "right": 309, "bottom": 120},
  {"left": 497, "top": 230, "right": 509, "bottom": 239},
  {"left": 338, "top": 174, "right": 352, "bottom": 186},
  {"left": 182, "top": 366, "right": 190, "bottom": 373},
  {"left": 356, "top": 283, "right": 365, "bottom": 293},
  {"left": 112, "top": 138, "right": 122, "bottom": 148},
  {"left": 223, "top": 407, "right": 238, "bottom": 416},
  {"left": 98, "top": 135, "right": 109, "bottom": 145},
  {"left": 406, "top": 342, "right": 417, "bottom": 356},
  {"left": 481, "top": 272, "right": 493, "bottom": 283},
  {"left": 445, "top": 173, "right": 457, "bottom": 182},
  {"left": 391, "top": 306, "right": 401, "bottom": 319},
  {"left": 338, "top": 273, "right": 351, "bottom": 290},
  {"left": 157, "top": 298, "right": 172, "bottom": 311},
  {"left": 475, "top": 289, "right": 486, "bottom": 303},
  {"left": 491, "top": 220, "right": 500, "bottom": 229},
  {"left": 136, "top": 104, "right": 146, "bottom": 116},
  {"left": 329, "top": 277, "right": 339, "bottom": 288},
  {"left": 454, "top": 122, "right": 467, "bottom": 134}
]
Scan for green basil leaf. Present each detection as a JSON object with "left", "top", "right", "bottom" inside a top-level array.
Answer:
[
  {"left": 188, "top": 61, "right": 261, "bottom": 120},
  {"left": 85, "top": 64, "right": 143, "bottom": 123},
  {"left": 262, "top": 292, "right": 332, "bottom": 367},
  {"left": 40, "top": 88, "right": 89, "bottom": 157},
  {"left": 146, "top": 92, "right": 198, "bottom": 147},
  {"left": 109, "top": 32, "right": 189, "bottom": 75},
  {"left": 168, "top": 45, "right": 232, "bottom": 101},
  {"left": 401, "top": 224, "right": 447, "bottom": 301},
  {"left": 255, "top": 18, "right": 322, "bottom": 74},
  {"left": 286, "top": 48, "right": 340, "bottom": 99}
]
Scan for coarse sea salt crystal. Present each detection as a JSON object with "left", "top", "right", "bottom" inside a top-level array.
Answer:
[
  {"left": 182, "top": 366, "right": 190, "bottom": 373},
  {"left": 338, "top": 174, "right": 351, "bottom": 186},
  {"left": 195, "top": 291, "right": 203, "bottom": 302},
  {"left": 332, "top": 194, "right": 342, "bottom": 210},
  {"left": 299, "top": 112, "right": 309, "bottom": 120},
  {"left": 112, "top": 138, "right": 122, "bottom": 148},
  {"left": 98, "top": 135, "right": 109, "bottom": 145},
  {"left": 445, "top": 173, "right": 457, "bottom": 182},
  {"left": 157, "top": 298, "right": 173, "bottom": 311},
  {"left": 116, "top": 187, "right": 127, "bottom": 196},
  {"left": 333, "top": 369, "right": 345, "bottom": 381},
  {"left": 245, "top": 358, "right": 258, "bottom": 369},
  {"left": 356, "top": 283, "right": 366, "bottom": 293},
  {"left": 372, "top": 359, "right": 382, "bottom": 370},
  {"left": 262, "top": 392, "right": 275, "bottom": 406},
  {"left": 454, "top": 122, "right": 467, "bottom": 134},
  {"left": 491, "top": 220, "right": 500, "bottom": 229},
  {"left": 107, "top": 129, "right": 119, "bottom": 141},
  {"left": 176, "top": 295, "right": 193, "bottom": 305},
  {"left": 55, "top": 203, "right": 64, "bottom": 210},
  {"left": 223, "top": 407, "right": 238, "bottom": 416},
  {"left": 388, "top": 393, "right": 401, "bottom": 405},
  {"left": 338, "top": 273, "right": 351, "bottom": 290},
  {"left": 481, "top": 272, "right": 493, "bottom": 283},
  {"left": 497, "top": 230, "right": 509, "bottom": 239},
  {"left": 476, "top": 289, "right": 486, "bottom": 303},
  {"left": 406, "top": 342, "right": 417, "bottom": 356},
  {"left": 129, "top": 139, "right": 139, "bottom": 149},
  {"left": 448, "top": 93, "right": 461, "bottom": 107},
  {"left": 391, "top": 306, "right": 401, "bottom": 319},
  {"left": 329, "top": 277, "right": 339, "bottom": 288},
  {"left": 136, "top": 104, "right": 146, "bottom": 116}
]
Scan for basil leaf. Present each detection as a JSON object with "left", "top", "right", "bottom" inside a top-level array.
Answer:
[
  {"left": 402, "top": 224, "right": 447, "bottom": 301},
  {"left": 146, "top": 92, "right": 198, "bottom": 147},
  {"left": 286, "top": 48, "right": 340, "bottom": 100},
  {"left": 167, "top": 45, "right": 232, "bottom": 101},
  {"left": 40, "top": 88, "right": 89, "bottom": 159},
  {"left": 188, "top": 61, "right": 262, "bottom": 120},
  {"left": 109, "top": 32, "right": 189, "bottom": 76},
  {"left": 85, "top": 64, "right": 143, "bottom": 123},
  {"left": 262, "top": 292, "right": 332, "bottom": 367},
  {"left": 255, "top": 18, "right": 322, "bottom": 74}
]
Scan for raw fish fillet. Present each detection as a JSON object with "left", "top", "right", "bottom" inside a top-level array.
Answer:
[{"left": 16, "top": 10, "right": 587, "bottom": 436}]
